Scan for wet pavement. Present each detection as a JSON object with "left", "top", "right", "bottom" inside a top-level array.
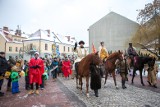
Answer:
[
  {"left": 0, "top": 77, "right": 86, "bottom": 107},
  {"left": 58, "top": 75, "right": 160, "bottom": 107},
  {"left": 0, "top": 73, "right": 160, "bottom": 107}
]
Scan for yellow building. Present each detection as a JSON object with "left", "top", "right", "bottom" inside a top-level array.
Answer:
[
  {"left": 23, "top": 29, "right": 74, "bottom": 60},
  {"left": 0, "top": 27, "right": 27, "bottom": 59},
  {"left": 0, "top": 27, "right": 83, "bottom": 60}
]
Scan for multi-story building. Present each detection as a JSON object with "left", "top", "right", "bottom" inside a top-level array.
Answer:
[
  {"left": 0, "top": 27, "right": 88, "bottom": 60},
  {"left": 23, "top": 29, "right": 75, "bottom": 60},
  {"left": 0, "top": 26, "right": 28, "bottom": 59}
]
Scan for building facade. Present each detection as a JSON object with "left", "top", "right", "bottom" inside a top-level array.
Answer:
[
  {"left": 23, "top": 29, "right": 75, "bottom": 60},
  {"left": 88, "top": 12, "right": 139, "bottom": 52},
  {"left": 0, "top": 27, "right": 27, "bottom": 59},
  {"left": 0, "top": 27, "right": 88, "bottom": 60}
]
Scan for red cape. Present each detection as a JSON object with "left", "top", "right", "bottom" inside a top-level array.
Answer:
[
  {"left": 61, "top": 60, "right": 72, "bottom": 77},
  {"left": 29, "top": 58, "right": 44, "bottom": 85}
]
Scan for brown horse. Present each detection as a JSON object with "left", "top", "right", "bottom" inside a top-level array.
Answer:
[
  {"left": 104, "top": 51, "right": 123, "bottom": 88},
  {"left": 75, "top": 51, "right": 101, "bottom": 97}
]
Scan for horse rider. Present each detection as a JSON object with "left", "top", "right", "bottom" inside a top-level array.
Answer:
[
  {"left": 127, "top": 43, "right": 138, "bottom": 66},
  {"left": 99, "top": 41, "right": 109, "bottom": 61},
  {"left": 74, "top": 41, "right": 87, "bottom": 71},
  {"left": 98, "top": 41, "right": 109, "bottom": 77}
]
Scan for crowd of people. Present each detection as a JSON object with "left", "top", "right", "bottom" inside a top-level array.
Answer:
[
  {"left": 0, "top": 51, "right": 75, "bottom": 97},
  {"left": 0, "top": 40, "right": 159, "bottom": 98}
]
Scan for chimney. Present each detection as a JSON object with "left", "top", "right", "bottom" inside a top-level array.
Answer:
[
  {"left": 3, "top": 26, "right": 9, "bottom": 35},
  {"left": 15, "top": 25, "right": 22, "bottom": 36},
  {"left": 46, "top": 30, "right": 50, "bottom": 37},
  {"left": 15, "top": 29, "right": 22, "bottom": 36},
  {"left": 3, "top": 26, "right": 9, "bottom": 31}
]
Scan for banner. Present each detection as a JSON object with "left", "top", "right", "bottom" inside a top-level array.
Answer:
[{"left": 92, "top": 43, "right": 96, "bottom": 53}]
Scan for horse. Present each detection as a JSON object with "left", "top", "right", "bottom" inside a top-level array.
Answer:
[
  {"left": 75, "top": 51, "right": 102, "bottom": 97},
  {"left": 129, "top": 56, "right": 156, "bottom": 86},
  {"left": 104, "top": 51, "right": 123, "bottom": 88}
]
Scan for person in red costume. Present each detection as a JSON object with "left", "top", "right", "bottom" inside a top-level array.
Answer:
[
  {"left": 28, "top": 52, "right": 44, "bottom": 95},
  {"left": 62, "top": 57, "right": 72, "bottom": 79}
]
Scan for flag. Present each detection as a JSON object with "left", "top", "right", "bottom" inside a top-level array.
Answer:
[
  {"left": 92, "top": 43, "right": 96, "bottom": 53},
  {"left": 56, "top": 45, "right": 60, "bottom": 56}
]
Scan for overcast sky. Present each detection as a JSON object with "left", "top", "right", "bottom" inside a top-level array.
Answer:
[{"left": 0, "top": 0, "right": 152, "bottom": 44}]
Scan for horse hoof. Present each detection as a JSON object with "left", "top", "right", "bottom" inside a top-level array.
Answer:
[
  {"left": 80, "top": 90, "right": 82, "bottom": 94},
  {"left": 142, "top": 84, "right": 145, "bottom": 86},
  {"left": 116, "top": 86, "right": 119, "bottom": 89},
  {"left": 153, "top": 85, "right": 157, "bottom": 88},
  {"left": 147, "top": 81, "right": 151, "bottom": 86},
  {"left": 86, "top": 93, "right": 90, "bottom": 98}
]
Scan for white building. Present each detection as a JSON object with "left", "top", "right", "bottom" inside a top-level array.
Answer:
[
  {"left": 88, "top": 12, "right": 139, "bottom": 52},
  {"left": 0, "top": 26, "right": 28, "bottom": 59},
  {"left": 23, "top": 29, "right": 75, "bottom": 60}
]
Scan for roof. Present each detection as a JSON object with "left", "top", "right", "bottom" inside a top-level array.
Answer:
[
  {"left": 0, "top": 30, "right": 9, "bottom": 42},
  {"left": 24, "top": 29, "right": 75, "bottom": 45},
  {"left": 89, "top": 11, "right": 139, "bottom": 28},
  {"left": 0, "top": 29, "right": 28, "bottom": 42}
]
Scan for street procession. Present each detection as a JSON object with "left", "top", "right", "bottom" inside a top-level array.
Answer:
[{"left": 0, "top": 0, "right": 160, "bottom": 107}]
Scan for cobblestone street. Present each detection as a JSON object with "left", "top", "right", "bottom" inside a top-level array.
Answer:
[
  {"left": 0, "top": 74, "right": 160, "bottom": 107},
  {"left": 58, "top": 75, "right": 160, "bottom": 107}
]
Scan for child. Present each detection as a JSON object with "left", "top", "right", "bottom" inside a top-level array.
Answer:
[
  {"left": 40, "top": 64, "right": 49, "bottom": 89},
  {"left": 11, "top": 66, "right": 20, "bottom": 94}
]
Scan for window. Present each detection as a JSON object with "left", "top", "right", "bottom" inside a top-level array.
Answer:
[
  {"left": 15, "top": 47, "right": 18, "bottom": 52},
  {"left": 45, "top": 44, "right": 48, "bottom": 50},
  {"left": 64, "top": 46, "right": 65, "bottom": 52},
  {"left": 30, "top": 44, "right": 33, "bottom": 50},
  {"left": 68, "top": 47, "right": 70, "bottom": 52},
  {"left": 20, "top": 47, "right": 22, "bottom": 51},
  {"left": 9, "top": 47, "right": 12, "bottom": 52}
]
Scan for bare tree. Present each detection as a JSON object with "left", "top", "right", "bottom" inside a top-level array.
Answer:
[{"left": 136, "top": 0, "right": 160, "bottom": 55}]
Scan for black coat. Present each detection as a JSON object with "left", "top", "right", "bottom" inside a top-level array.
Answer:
[
  {"left": 90, "top": 64, "right": 101, "bottom": 90},
  {"left": 0, "top": 56, "right": 9, "bottom": 76}
]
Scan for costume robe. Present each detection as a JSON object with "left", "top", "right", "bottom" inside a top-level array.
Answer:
[
  {"left": 98, "top": 46, "right": 109, "bottom": 60},
  {"left": 148, "top": 65, "right": 158, "bottom": 86},
  {"left": 29, "top": 58, "right": 44, "bottom": 85},
  {"left": 62, "top": 60, "right": 72, "bottom": 77}
]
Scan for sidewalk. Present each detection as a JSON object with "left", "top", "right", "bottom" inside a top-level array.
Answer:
[{"left": 0, "top": 77, "right": 86, "bottom": 107}]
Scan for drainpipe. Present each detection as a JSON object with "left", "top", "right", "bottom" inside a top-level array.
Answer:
[
  {"left": 5, "top": 41, "right": 7, "bottom": 58},
  {"left": 39, "top": 30, "right": 41, "bottom": 56},
  {"left": 22, "top": 40, "right": 24, "bottom": 60}
]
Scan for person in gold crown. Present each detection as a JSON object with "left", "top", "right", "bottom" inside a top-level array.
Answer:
[{"left": 98, "top": 41, "right": 109, "bottom": 61}]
